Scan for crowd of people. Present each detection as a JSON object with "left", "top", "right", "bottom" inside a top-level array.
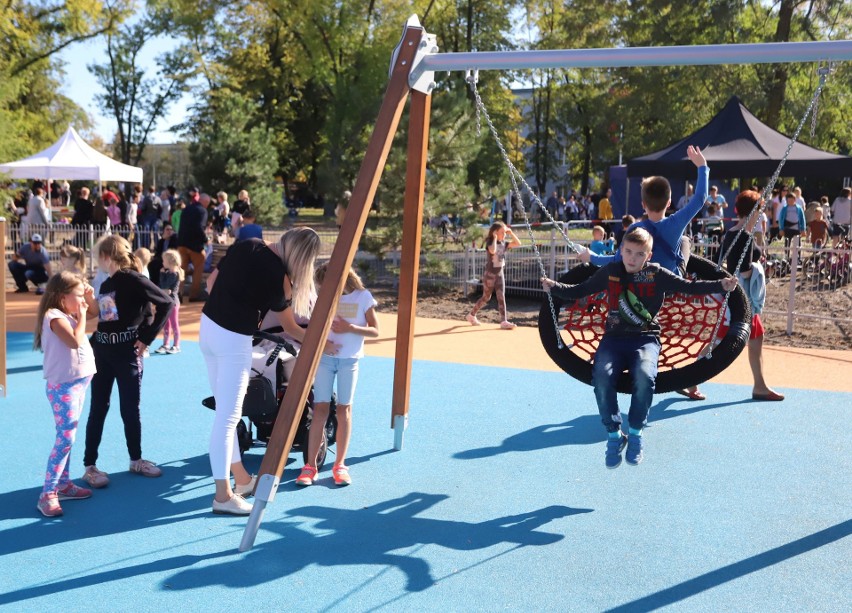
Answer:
[
  {"left": 7, "top": 173, "right": 852, "bottom": 516},
  {"left": 29, "top": 224, "right": 378, "bottom": 518}
]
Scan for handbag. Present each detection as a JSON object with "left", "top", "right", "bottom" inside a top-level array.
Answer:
[{"left": 241, "top": 371, "right": 278, "bottom": 419}]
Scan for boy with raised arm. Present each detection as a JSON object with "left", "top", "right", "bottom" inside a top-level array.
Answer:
[
  {"left": 543, "top": 228, "right": 737, "bottom": 468},
  {"left": 580, "top": 145, "right": 708, "bottom": 276}
]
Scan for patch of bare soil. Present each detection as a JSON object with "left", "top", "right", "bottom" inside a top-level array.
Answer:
[{"left": 371, "top": 282, "right": 852, "bottom": 351}]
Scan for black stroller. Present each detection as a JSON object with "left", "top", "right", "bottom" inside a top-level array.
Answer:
[{"left": 202, "top": 330, "right": 337, "bottom": 469}]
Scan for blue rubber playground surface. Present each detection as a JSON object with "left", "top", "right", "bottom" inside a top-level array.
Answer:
[{"left": 1, "top": 331, "right": 850, "bottom": 612}]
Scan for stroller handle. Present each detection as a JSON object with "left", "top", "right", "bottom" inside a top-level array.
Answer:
[{"left": 253, "top": 330, "right": 298, "bottom": 358}]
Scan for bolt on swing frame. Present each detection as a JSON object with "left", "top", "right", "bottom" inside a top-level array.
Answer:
[{"left": 238, "top": 15, "right": 851, "bottom": 552}]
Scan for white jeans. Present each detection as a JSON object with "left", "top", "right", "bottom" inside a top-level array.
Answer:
[{"left": 200, "top": 314, "right": 252, "bottom": 480}]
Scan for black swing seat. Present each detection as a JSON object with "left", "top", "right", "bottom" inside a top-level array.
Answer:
[{"left": 539, "top": 255, "right": 751, "bottom": 394}]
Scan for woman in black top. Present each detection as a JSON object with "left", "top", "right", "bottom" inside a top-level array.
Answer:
[
  {"left": 200, "top": 228, "right": 338, "bottom": 515},
  {"left": 718, "top": 190, "right": 783, "bottom": 402},
  {"left": 81, "top": 235, "right": 174, "bottom": 489},
  {"left": 148, "top": 223, "right": 179, "bottom": 285}
]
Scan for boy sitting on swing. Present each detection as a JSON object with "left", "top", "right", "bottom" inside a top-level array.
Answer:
[
  {"left": 580, "top": 144, "right": 711, "bottom": 400},
  {"left": 542, "top": 228, "right": 737, "bottom": 468}
]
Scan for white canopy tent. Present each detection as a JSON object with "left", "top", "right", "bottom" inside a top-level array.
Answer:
[{"left": 0, "top": 126, "right": 143, "bottom": 183}]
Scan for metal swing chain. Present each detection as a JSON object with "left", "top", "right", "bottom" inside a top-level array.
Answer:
[
  {"left": 466, "top": 71, "right": 569, "bottom": 348},
  {"left": 705, "top": 63, "right": 830, "bottom": 357}
]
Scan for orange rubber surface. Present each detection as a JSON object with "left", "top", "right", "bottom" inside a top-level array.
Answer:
[{"left": 5, "top": 291, "right": 851, "bottom": 393}]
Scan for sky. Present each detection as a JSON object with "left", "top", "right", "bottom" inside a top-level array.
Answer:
[{"left": 58, "top": 36, "right": 190, "bottom": 144}]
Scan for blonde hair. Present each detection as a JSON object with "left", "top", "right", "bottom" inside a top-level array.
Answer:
[
  {"left": 96, "top": 234, "right": 138, "bottom": 272},
  {"left": 162, "top": 249, "right": 185, "bottom": 281},
  {"left": 238, "top": 189, "right": 249, "bottom": 201},
  {"left": 134, "top": 247, "right": 152, "bottom": 269},
  {"left": 59, "top": 244, "right": 86, "bottom": 274},
  {"left": 315, "top": 263, "right": 366, "bottom": 294},
  {"left": 592, "top": 225, "right": 606, "bottom": 237},
  {"left": 278, "top": 227, "right": 321, "bottom": 318},
  {"left": 34, "top": 271, "right": 84, "bottom": 350}
]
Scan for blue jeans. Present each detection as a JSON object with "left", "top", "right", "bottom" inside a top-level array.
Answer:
[
  {"left": 8, "top": 261, "right": 48, "bottom": 290},
  {"left": 592, "top": 334, "right": 661, "bottom": 432}
]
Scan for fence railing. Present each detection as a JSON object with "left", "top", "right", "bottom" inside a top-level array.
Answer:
[{"left": 5, "top": 221, "right": 851, "bottom": 337}]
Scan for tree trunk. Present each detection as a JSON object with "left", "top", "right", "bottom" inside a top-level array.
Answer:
[
  {"left": 765, "top": 0, "right": 796, "bottom": 129},
  {"left": 581, "top": 124, "right": 592, "bottom": 195}
]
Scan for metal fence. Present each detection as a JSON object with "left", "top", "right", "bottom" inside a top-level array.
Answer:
[{"left": 5, "top": 221, "right": 851, "bottom": 337}]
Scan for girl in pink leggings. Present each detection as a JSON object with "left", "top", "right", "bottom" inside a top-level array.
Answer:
[{"left": 34, "top": 271, "right": 98, "bottom": 517}]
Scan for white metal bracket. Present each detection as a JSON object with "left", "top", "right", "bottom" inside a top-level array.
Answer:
[
  {"left": 393, "top": 414, "right": 408, "bottom": 450},
  {"left": 389, "top": 14, "right": 439, "bottom": 95}
]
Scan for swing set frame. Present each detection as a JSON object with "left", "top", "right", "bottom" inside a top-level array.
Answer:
[{"left": 238, "top": 15, "right": 852, "bottom": 551}]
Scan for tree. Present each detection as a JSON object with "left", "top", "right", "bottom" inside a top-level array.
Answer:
[
  {"left": 187, "top": 92, "right": 283, "bottom": 223},
  {"left": 88, "top": 15, "right": 193, "bottom": 168},
  {"left": 0, "top": 1, "right": 132, "bottom": 161}
]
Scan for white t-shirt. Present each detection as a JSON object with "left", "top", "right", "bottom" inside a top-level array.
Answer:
[
  {"left": 42, "top": 308, "right": 96, "bottom": 384},
  {"left": 327, "top": 289, "right": 377, "bottom": 359},
  {"left": 832, "top": 197, "right": 851, "bottom": 225}
]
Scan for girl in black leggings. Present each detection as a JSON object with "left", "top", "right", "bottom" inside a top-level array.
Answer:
[{"left": 81, "top": 235, "right": 173, "bottom": 489}]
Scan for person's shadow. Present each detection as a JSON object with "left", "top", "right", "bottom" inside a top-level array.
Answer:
[
  {"left": 0, "top": 492, "right": 592, "bottom": 605},
  {"left": 0, "top": 453, "right": 216, "bottom": 557},
  {"left": 165, "top": 492, "right": 593, "bottom": 593},
  {"left": 453, "top": 396, "right": 747, "bottom": 460}
]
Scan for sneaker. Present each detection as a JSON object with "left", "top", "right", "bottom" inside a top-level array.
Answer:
[
  {"left": 332, "top": 465, "right": 352, "bottom": 486},
  {"left": 466, "top": 313, "right": 481, "bottom": 326},
  {"left": 82, "top": 465, "right": 110, "bottom": 488},
  {"left": 295, "top": 465, "right": 318, "bottom": 486},
  {"left": 56, "top": 482, "right": 92, "bottom": 500},
  {"left": 154, "top": 345, "right": 168, "bottom": 354},
  {"left": 142, "top": 349, "right": 150, "bottom": 358},
  {"left": 234, "top": 475, "right": 257, "bottom": 497},
  {"left": 212, "top": 494, "right": 253, "bottom": 516},
  {"left": 500, "top": 320, "right": 517, "bottom": 330},
  {"left": 167, "top": 346, "right": 181, "bottom": 354},
  {"left": 14, "top": 287, "right": 28, "bottom": 293},
  {"left": 605, "top": 434, "right": 628, "bottom": 469},
  {"left": 35, "top": 287, "right": 45, "bottom": 295},
  {"left": 129, "top": 459, "right": 162, "bottom": 478},
  {"left": 625, "top": 434, "right": 644, "bottom": 466},
  {"left": 37, "top": 492, "right": 63, "bottom": 517}
]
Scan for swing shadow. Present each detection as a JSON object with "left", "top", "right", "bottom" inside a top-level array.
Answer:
[
  {"left": 605, "top": 519, "right": 852, "bottom": 612},
  {"left": 0, "top": 492, "right": 592, "bottom": 605},
  {"left": 453, "top": 397, "right": 746, "bottom": 460},
  {"left": 365, "top": 324, "right": 497, "bottom": 347},
  {"left": 0, "top": 453, "right": 215, "bottom": 557}
]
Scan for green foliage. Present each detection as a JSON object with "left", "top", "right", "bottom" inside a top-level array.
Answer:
[
  {"left": 88, "top": 15, "right": 193, "bottom": 166},
  {"left": 0, "top": 1, "right": 132, "bottom": 163},
  {"left": 186, "top": 92, "right": 284, "bottom": 223}
]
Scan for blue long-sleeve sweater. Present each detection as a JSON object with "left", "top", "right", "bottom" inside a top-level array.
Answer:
[{"left": 591, "top": 166, "right": 709, "bottom": 273}]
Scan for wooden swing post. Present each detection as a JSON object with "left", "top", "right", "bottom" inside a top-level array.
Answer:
[
  {"left": 391, "top": 89, "right": 432, "bottom": 449},
  {"left": 239, "top": 20, "right": 428, "bottom": 552},
  {"left": 0, "top": 217, "right": 6, "bottom": 398}
]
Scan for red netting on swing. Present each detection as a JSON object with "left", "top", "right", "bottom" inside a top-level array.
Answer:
[{"left": 559, "top": 289, "right": 726, "bottom": 372}]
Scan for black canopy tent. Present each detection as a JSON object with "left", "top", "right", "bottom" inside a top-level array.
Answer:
[{"left": 626, "top": 96, "right": 852, "bottom": 179}]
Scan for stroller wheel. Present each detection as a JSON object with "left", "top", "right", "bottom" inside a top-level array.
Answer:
[
  {"left": 236, "top": 419, "right": 252, "bottom": 457},
  {"left": 307, "top": 434, "right": 329, "bottom": 471}
]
